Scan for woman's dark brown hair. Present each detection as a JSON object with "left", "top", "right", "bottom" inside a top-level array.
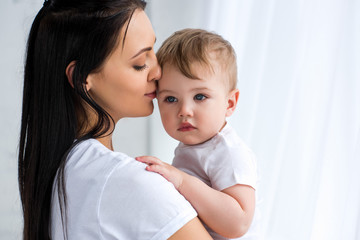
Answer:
[{"left": 18, "top": 0, "right": 146, "bottom": 239}]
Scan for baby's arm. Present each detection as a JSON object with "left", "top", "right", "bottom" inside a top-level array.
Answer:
[{"left": 135, "top": 156, "right": 255, "bottom": 238}]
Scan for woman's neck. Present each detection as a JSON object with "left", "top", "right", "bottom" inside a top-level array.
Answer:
[
  {"left": 96, "top": 134, "right": 114, "bottom": 151},
  {"left": 77, "top": 100, "right": 116, "bottom": 151}
]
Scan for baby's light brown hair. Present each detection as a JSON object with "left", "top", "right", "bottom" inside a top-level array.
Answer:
[{"left": 156, "top": 28, "right": 237, "bottom": 91}]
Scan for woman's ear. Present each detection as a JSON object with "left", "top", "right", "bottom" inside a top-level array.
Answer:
[
  {"left": 84, "top": 74, "right": 94, "bottom": 91},
  {"left": 226, "top": 89, "right": 240, "bottom": 117},
  {"left": 66, "top": 61, "right": 93, "bottom": 91},
  {"left": 65, "top": 61, "right": 76, "bottom": 88}
]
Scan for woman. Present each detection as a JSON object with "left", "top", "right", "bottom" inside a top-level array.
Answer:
[{"left": 18, "top": 0, "right": 212, "bottom": 239}]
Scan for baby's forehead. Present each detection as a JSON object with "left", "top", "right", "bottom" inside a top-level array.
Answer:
[
  {"left": 164, "top": 58, "right": 223, "bottom": 76},
  {"left": 159, "top": 63, "right": 230, "bottom": 94},
  {"left": 190, "top": 61, "right": 230, "bottom": 86}
]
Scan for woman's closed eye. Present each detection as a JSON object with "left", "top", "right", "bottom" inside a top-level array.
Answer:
[{"left": 133, "top": 64, "right": 148, "bottom": 71}]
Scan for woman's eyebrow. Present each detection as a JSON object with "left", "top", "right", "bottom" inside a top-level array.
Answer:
[
  {"left": 130, "top": 38, "right": 157, "bottom": 59},
  {"left": 131, "top": 46, "right": 152, "bottom": 59}
]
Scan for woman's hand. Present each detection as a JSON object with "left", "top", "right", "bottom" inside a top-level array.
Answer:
[{"left": 135, "top": 156, "right": 187, "bottom": 191}]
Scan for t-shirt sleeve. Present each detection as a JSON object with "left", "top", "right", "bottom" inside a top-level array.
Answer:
[
  {"left": 98, "top": 159, "right": 197, "bottom": 240},
  {"left": 207, "top": 144, "right": 258, "bottom": 191}
]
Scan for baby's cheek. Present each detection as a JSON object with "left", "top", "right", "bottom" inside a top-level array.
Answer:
[{"left": 161, "top": 115, "right": 174, "bottom": 129}]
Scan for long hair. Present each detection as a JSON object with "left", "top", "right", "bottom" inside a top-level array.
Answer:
[{"left": 18, "top": 0, "right": 146, "bottom": 239}]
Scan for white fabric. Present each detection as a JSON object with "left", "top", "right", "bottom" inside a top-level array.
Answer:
[
  {"left": 173, "top": 124, "right": 260, "bottom": 240},
  {"left": 51, "top": 138, "right": 197, "bottom": 240}
]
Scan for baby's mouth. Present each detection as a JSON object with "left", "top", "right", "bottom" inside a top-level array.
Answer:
[{"left": 178, "top": 122, "right": 196, "bottom": 132}]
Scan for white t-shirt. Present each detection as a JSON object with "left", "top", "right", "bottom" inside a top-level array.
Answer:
[
  {"left": 173, "top": 124, "right": 261, "bottom": 240},
  {"left": 51, "top": 138, "right": 197, "bottom": 240}
]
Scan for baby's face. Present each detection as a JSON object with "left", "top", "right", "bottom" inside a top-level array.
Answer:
[{"left": 157, "top": 62, "right": 231, "bottom": 145}]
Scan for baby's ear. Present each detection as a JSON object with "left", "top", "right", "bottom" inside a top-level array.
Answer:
[{"left": 226, "top": 89, "right": 240, "bottom": 117}]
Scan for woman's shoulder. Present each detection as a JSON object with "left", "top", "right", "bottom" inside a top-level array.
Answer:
[
  {"left": 64, "top": 138, "right": 197, "bottom": 240},
  {"left": 98, "top": 150, "right": 197, "bottom": 238},
  {"left": 65, "top": 138, "right": 176, "bottom": 194},
  {"left": 67, "top": 138, "right": 131, "bottom": 167},
  {"left": 66, "top": 138, "right": 142, "bottom": 178}
]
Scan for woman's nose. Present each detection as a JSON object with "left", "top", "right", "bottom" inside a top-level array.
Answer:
[{"left": 148, "top": 55, "right": 162, "bottom": 82}]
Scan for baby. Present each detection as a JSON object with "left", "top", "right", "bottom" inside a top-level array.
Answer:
[{"left": 137, "top": 29, "right": 260, "bottom": 239}]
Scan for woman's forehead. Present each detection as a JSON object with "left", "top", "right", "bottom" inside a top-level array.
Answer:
[{"left": 120, "top": 9, "right": 156, "bottom": 58}]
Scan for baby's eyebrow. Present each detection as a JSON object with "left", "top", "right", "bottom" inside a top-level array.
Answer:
[
  {"left": 157, "top": 89, "right": 175, "bottom": 95},
  {"left": 158, "top": 87, "right": 212, "bottom": 95},
  {"left": 191, "top": 87, "right": 211, "bottom": 92}
]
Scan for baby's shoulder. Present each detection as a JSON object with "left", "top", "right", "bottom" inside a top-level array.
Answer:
[{"left": 212, "top": 127, "right": 255, "bottom": 162}]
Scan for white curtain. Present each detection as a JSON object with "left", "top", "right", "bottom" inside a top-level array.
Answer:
[{"left": 148, "top": 0, "right": 360, "bottom": 239}]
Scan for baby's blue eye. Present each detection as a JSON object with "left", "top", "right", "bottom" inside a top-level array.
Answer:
[
  {"left": 166, "top": 96, "right": 177, "bottom": 103},
  {"left": 194, "top": 94, "right": 206, "bottom": 101}
]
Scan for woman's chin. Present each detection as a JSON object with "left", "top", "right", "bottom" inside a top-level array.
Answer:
[
  {"left": 147, "top": 103, "right": 155, "bottom": 115},
  {"left": 138, "top": 105, "right": 154, "bottom": 117},
  {"left": 145, "top": 107, "right": 154, "bottom": 116}
]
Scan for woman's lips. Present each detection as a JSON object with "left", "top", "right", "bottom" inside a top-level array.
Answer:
[
  {"left": 145, "top": 91, "right": 156, "bottom": 99},
  {"left": 178, "top": 122, "right": 196, "bottom": 132}
]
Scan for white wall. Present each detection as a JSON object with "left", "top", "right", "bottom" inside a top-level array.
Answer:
[
  {"left": 0, "top": 1, "right": 37, "bottom": 238},
  {"left": 0, "top": 0, "right": 149, "bottom": 238}
]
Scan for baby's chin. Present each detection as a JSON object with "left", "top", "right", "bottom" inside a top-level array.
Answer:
[
  {"left": 168, "top": 130, "right": 217, "bottom": 146},
  {"left": 179, "top": 136, "right": 213, "bottom": 146}
]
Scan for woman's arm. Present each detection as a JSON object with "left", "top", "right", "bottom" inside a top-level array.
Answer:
[
  {"left": 168, "top": 217, "right": 213, "bottom": 240},
  {"left": 136, "top": 156, "right": 255, "bottom": 238}
]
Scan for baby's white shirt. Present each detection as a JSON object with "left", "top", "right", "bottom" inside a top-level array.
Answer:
[{"left": 173, "top": 124, "right": 261, "bottom": 240}]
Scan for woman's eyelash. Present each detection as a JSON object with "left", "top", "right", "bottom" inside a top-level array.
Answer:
[{"left": 133, "top": 64, "right": 148, "bottom": 71}]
